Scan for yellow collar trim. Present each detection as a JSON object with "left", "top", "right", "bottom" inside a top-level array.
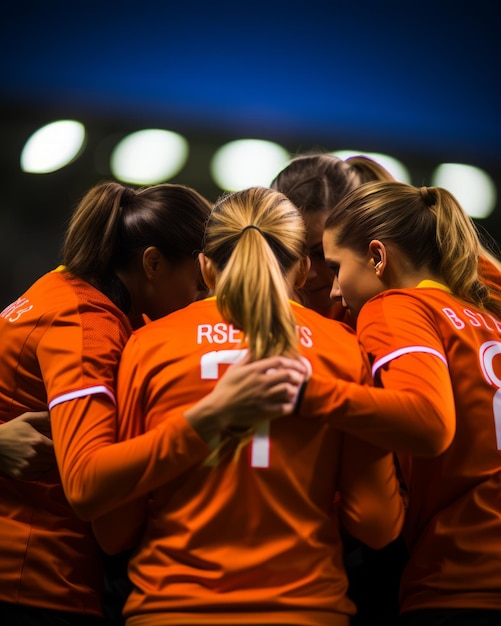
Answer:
[{"left": 417, "top": 279, "right": 451, "bottom": 293}]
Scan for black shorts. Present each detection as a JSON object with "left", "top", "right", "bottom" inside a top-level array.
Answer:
[
  {"left": 398, "top": 608, "right": 501, "bottom": 626},
  {"left": 0, "top": 602, "right": 105, "bottom": 626}
]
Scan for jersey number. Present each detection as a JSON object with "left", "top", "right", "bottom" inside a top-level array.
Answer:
[
  {"left": 200, "top": 349, "right": 270, "bottom": 467},
  {"left": 479, "top": 340, "right": 501, "bottom": 450}
]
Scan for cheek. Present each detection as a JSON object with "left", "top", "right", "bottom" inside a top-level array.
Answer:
[{"left": 178, "top": 265, "right": 202, "bottom": 301}]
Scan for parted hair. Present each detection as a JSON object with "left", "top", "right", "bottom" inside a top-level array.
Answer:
[
  {"left": 270, "top": 153, "right": 396, "bottom": 219},
  {"left": 62, "top": 181, "right": 212, "bottom": 312},
  {"left": 203, "top": 186, "right": 307, "bottom": 361},
  {"left": 325, "top": 180, "right": 501, "bottom": 317},
  {"left": 270, "top": 153, "right": 361, "bottom": 215}
]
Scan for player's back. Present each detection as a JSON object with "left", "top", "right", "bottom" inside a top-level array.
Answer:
[{"left": 117, "top": 296, "right": 400, "bottom": 625}]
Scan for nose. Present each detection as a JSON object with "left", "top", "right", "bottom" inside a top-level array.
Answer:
[{"left": 329, "top": 275, "right": 342, "bottom": 300}]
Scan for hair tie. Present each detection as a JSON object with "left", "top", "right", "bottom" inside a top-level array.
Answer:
[
  {"left": 241, "top": 224, "right": 263, "bottom": 235},
  {"left": 419, "top": 186, "right": 435, "bottom": 207},
  {"left": 121, "top": 186, "right": 136, "bottom": 207}
]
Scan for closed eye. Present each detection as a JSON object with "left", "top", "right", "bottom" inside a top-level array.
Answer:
[
  {"left": 325, "top": 261, "right": 339, "bottom": 276},
  {"left": 307, "top": 243, "right": 325, "bottom": 262}
]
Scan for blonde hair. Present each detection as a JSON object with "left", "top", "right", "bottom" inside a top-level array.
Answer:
[
  {"left": 344, "top": 155, "right": 395, "bottom": 183},
  {"left": 203, "top": 187, "right": 307, "bottom": 361},
  {"left": 325, "top": 180, "right": 501, "bottom": 317}
]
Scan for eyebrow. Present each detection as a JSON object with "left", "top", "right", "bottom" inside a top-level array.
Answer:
[{"left": 324, "top": 259, "right": 339, "bottom": 272}]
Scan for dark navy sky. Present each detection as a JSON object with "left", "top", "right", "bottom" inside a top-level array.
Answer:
[
  {"left": 2, "top": 1, "right": 499, "bottom": 160},
  {"left": 0, "top": 0, "right": 499, "bottom": 306}
]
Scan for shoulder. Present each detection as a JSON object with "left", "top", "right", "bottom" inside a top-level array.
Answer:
[
  {"left": 357, "top": 288, "right": 454, "bottom": 359},
  {"left": 36, "top": 270, "right": 132, "bottom": 348},
  {"left": 292, "top": 301, "right": 369, "bottom": 382},
  {"left": 136, "top": 298, "right": 217, "bottom": 337},
  {"left": 358, "top": 288, "right": 447, "bottom": 327}
]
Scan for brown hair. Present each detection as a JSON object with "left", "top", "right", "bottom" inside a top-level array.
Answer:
[
  {"left": 325, "top": 180, "right": 501, "bottom": 317},
  {"left": 62, "top": 181, "right": 212, "bottom": 311},
  {"left": 270, "top": 153, "right": 361, "bottom": 215}
]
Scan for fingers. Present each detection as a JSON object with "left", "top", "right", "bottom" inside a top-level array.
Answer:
[
  {"left": 256, "top": 355, "right": 310, "bottom": 376},
  {"left": 229, "top": 355, "right": 308, "bottom": 376},
  {"left": 16, "top": 411, "right": 52, "bottom": 437},
  {"left": 266, "top": 369, "right": 306, "bottom": 389},
  {"left": 21, "top": 411, "right": 50, "bottom": 425},
  {"left": 262, "top": 380, "right": 300, "bottom": 403},
  {"left": 16, "top": 411, "right": 50, "bottom": 423}
]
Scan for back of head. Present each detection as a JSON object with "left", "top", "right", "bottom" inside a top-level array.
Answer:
[
  {"left": 62, "top": 180, "right": 212, "bottom": 312},
  {"left": 270, "top": 153, "right": 362, "bottom": 215},
  {"left": 344, "top": 155, "right": 396, "bottom": 183},
  {"left": 203, "top": 186, "right": 307, "bottom": 361},
  {"left": 326, "top": 180, "right": 500, "bottom": 316}
]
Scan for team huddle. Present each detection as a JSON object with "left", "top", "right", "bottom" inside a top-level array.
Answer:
[{"left": 1, "top": 153, "right": 500, "bottom": 626}]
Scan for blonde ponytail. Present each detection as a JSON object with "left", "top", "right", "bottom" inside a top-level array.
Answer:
[{"left": 204, "top": 187, "right": 306, "bottom": 361}]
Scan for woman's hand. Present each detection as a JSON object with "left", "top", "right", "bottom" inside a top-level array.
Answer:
[
  {"left": 0, "top": 411, "right": 56, "bottom": 480},
  {"left": 184, "top": 355, "right": 310, "bottom": 443}
]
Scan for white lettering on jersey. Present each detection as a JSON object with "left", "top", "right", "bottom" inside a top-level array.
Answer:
[
  {"left": 197, "top": 323, "right": 243, "bottom": 345},
  {"left": 0, "top": 297, "right": 33, "bottom": 322},
  {"left": 442, "top": 306, "right": 501, "bottom": 332},
  {"left": 298, "top": 325, "right": 313, "bottom": 348},
  {"left": 197, "top": 322, "right": 314, "bottom": 348}
]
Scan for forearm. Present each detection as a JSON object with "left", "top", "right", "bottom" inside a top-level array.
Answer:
[
  {"left": 301, "top": 376, "right": 454, "bottom": 457},
  {"left": 55, "top": 356, "right": 308, "bottom": 521},
  {"left": 52, "top": 397, "right": 210, "bottom": 521}
]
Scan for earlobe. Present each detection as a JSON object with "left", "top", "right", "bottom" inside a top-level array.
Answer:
[
  {"left": 199, "top": 253, "right": 216, "bottom": 290},
  {"left": 295, "top": 257, "right": 311, "bottom": 289},
  {"left": 369, "top": 240, "right": 387, "bottom": 276},
  {"left": 142, "top": 246, "right": 163, "bottom": 280}
]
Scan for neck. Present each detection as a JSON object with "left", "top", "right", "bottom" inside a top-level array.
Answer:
[{"left": 387, "top": 256, "right": 444, "bottom": 289}]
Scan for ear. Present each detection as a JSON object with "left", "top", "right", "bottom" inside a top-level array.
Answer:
[
  {"left": 142, "top": 246, "right": 165, "bottom": 280},
  {"left": 294, "top": 256, "right": 311, "bottom": 289},
  {"left": 368, "top": 240, "right": 387, "bottom": 277},
  {"left": 198, "top": 253, "right": 216, "bottom": 290}
]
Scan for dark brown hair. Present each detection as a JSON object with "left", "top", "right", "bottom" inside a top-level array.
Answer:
[{"left": 62, "top": 181, "right": 212, "bottom": 311}]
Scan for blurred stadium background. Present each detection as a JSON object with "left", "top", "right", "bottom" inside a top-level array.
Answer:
[{"left": 1, "top": 0, "right": 499, "bottom": 306}]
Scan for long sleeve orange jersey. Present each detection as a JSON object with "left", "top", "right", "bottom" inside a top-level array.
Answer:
[
  {"left": 355, "top": 281, "right": 501, "bottom": 613},
  {"left": 0, "top": 268, "right": 131, "bottom": 615},
  {"left": 98, "top": 297, "right": 403, "bottom": 626},
  {"left": 0, "top": 268, "right": 209, "bottom": 615}
]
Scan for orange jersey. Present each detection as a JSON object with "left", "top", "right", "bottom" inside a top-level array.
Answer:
[
  {"left": 479, "top": 253, "right": 501, "bottom": 307},
  {"left": 356, "top": 282, "right": 501, "bottom": 613},
  {"left": 103, "top": 297, "right": 403, "bottom": 626},
  {"left": 0, "top": 268, "right": 131, "bottom": 615}
]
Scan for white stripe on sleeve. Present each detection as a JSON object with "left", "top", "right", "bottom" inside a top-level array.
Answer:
[
  {"left": 372, "top": 346, "right": 448, "bottom": 378},
  {"left": 48, "top": 385, "right": 116, "bottom": 410}
]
